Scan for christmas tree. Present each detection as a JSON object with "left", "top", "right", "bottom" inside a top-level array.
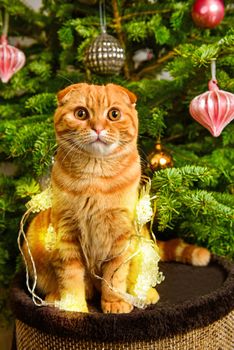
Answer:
[{"left": 0, "top": 0, "right": 233, "bottom": 321}]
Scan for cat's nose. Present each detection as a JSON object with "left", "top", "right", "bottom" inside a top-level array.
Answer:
[{"left": 93, "top": 128, "right": 104, "bottom": 135}]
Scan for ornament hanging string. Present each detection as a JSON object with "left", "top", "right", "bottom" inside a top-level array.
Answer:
[
  {"left": 1, "top": 9, "right": 9, "bottom": 38},
  {"left": 209, "top": 58, "right": 219, "bottom": 91},
  {"left": 211, "top": 58, "right": 217, "bottom": 82},
  {"left": 99, "top": 0, "right": 107, "bottom": 33}
]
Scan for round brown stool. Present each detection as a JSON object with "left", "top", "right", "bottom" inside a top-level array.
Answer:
[{"left": 11, "top": 256, "right": 234, "bottom": 350}]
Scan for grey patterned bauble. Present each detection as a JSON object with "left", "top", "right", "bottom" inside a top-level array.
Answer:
[{"left": 85, "top": 32, "right": 125, "bottom": 75}]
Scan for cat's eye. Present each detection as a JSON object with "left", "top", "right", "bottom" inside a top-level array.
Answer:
[
  {"left": 74, "top": 108, "right": 89, "bottom": 120},
  {"left": 107, "top": 109, "right": 121, "bottom": 121}
]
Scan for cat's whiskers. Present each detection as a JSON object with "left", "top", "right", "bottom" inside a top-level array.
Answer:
[
  {"left": 137, "top": 146, "right": 151, "bottom": 169},
  {"left": 117, "top": 140, "right": 135, "bottom": 154},
  {"left": 61, "top": 144, "right": 78, "bottom": 166},
  {"left": 139, "top": 155, "right": 149, "bottom": 169},
  {"left": 58, "top": 136, "right": 84, "bottom": 165},
  {"left": 57, "top": 73, "right": 75, "bottom": 85}
]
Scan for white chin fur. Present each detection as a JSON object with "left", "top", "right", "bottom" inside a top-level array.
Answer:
[{"left": 85, "top": 141, "right": 118, "bottom": 156}]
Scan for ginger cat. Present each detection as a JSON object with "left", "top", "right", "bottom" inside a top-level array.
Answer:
[{"left": 23, "top": 83, "right": 210, "bottom": 314}]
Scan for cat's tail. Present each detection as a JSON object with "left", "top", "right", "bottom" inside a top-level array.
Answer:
[{"left": 157, "top": 238, "right": 211, "bottom": 266}]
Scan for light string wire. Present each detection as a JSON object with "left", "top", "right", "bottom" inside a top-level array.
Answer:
[
  {"left": 19, "top": 212, "right": 151, "bottom": 309},
  {"left": 95, "top": 177, "right": 161, "bottom": 308},
  {"left": 99, "top": 0, "right": 107, "bottom": 33},
  {"left": 17, "top": 209, "right": 53, "bottom": 307},
  {"left": 18, "top": 179, "right": 162, "bottom": 310},
  {"left": 85, "top": 233, "right": 148, "bottom": 309}
]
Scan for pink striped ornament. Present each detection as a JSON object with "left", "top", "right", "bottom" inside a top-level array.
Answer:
[
  {"left": 0, "top": 35, "right": 26, "bottom": 83},
  {"left": 189, "top": 80, "right": 234, "bottom": 137}
]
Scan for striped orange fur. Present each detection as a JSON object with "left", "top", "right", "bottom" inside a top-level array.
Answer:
[
  {"left": 157, "top": 239, "right": 210, "bottom": 266},
  {"left": 23, "top": 83, "right": 210, "bottom": 314}
]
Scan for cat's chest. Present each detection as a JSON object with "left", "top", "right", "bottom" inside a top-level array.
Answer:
[{"left": 74, "top": 195, "right": 113, "bottom": 268}]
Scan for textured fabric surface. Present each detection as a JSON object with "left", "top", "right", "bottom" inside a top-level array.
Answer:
[
  {"left": 10, "top": 255, "right": 234, "bottom": 343},
  {"left": 14, "top": 311, "right": 234, "bottom": 350}
]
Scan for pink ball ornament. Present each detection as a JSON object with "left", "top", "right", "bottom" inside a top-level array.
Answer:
[
  {"left": 192, "top": 0, "right": 225, "bottom": 28},
  {"left": 0, "top": 35, "right": 26, "bottom": 83},
  {"left": 189, "top": 80, "right": 234, "bottom": 137}
]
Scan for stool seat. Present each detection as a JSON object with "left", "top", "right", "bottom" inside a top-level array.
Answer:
[{"left": 11, "top": 255, "right": 234, "bottom": 349}]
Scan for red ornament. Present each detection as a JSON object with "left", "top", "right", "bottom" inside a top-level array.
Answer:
[
  {"left": 0, "top": 35, "right": 26, "bottom": 83},
  {"left": 189, "top": 80, "right": 234, "bottom": 137},
  {"left": 192, "top": 0, "right": 225, "bottom": 28}
]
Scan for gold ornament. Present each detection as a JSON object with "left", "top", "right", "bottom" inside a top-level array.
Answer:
[{"left": 148, "top": 142, "right": 173, "bottom": 171}]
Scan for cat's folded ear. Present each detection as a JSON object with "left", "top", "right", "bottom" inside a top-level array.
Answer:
[
  {"left": 107, "top": 84, "right": 137, "bottom": 106},
  {"left": 57, "top": 83, "right": 86, "bottom": 105},
  {"left": 57, "top": 83, "right": 137, "bottom": 106},
  {"left": 57, "top": 84, "right": 78, "bottom": 105}
]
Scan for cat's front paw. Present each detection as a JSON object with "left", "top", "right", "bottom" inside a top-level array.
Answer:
[{"left": 101, "top": 298, "right": 133, "bottom": 313}]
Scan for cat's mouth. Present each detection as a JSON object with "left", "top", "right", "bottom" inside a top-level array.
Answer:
[
  {"left": 85, "top": 137, "right": 118, "bottom": 156},
  {"left": 91, "top": 136, "right": 108, "bottom": 145}
]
